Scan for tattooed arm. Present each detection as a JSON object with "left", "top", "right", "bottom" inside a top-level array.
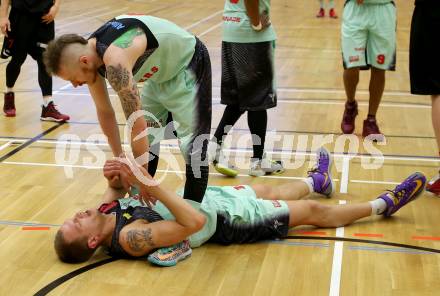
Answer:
[
  {"left": 103, "top": 29, "right": 150, "bottom": 169},
  {"left": 118, "top": 170, "right": 206, "bottom": 257}
]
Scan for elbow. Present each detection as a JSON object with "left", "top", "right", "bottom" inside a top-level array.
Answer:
[{"left": 192, "top": 214, "right": 206, "bottom": 233}]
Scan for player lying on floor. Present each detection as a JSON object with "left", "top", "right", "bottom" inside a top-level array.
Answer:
[{"left": 54, "top": 148, "right": 427, "bottom": 266}]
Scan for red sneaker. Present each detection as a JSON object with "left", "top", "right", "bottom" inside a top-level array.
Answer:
[
  {"left": 3, "top": 92, "right": 16, "bottom": 117},
  {"left": 341, "top": 100, "right": 358, "bottom": 134},
  {"left": 316, "top": 8, "right": 325, "bottom": 18},
  {"left": 362, "top": 117, "right": 385, "bottom": 141},
  {"left": 426, "top": 173, "right": 440, "bottom": 196},
  {"left": 41, "top": 101, "right": 70, "bottom": 122},
  {"left": 329, "top": 8, "right": 338, "bottom": 19}
]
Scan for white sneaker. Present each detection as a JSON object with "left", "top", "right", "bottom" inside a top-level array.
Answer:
[{"left": 249, "top": 154, "right": 284, "bottom": 177}]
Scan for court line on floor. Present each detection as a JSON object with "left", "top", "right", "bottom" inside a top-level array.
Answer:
[
  {"left": 286, "top": 236, "right": 440, "bottom": 254},
  {"left": 33, "top": 257, "right": 119, "bottom": 296},
  {"left": 0, "top": 161, "right": 340, "bottom": 182},
  {"left": 218, "top": 86, "right": 419, "bottom": 98},
  {"left": 347, "top": 245, "right": 435, "bottom": 255},
  {"left": 0, "top": 136, "right": 438, "bottom": 163},
  {"left": 198, "top": 22, "right": 222, "bottom": 37},
  {"left": 330, "top": 160, "right": 349, "bottom": 296},
  {"left": 329, "top": 200, "right": 346, "bottom": 296},
  {"left": 50, "top": 91, "right": 431, "bottom": 109},
  {"left": 184, "top": 10, "right": 223, "bottom": 30},
  {"left": 56, "top": 7, "right": 129, "bottom": 29},
  {"left": 0, "top": 123, "right": 65, "bottom": 162},
  {"left": 45, "top": 119, "right": 438, "bottom": 140},
  {"left": 0, "top": 220, "right": 60, "bottom": 227},
  {"left": 31, "top": 235, "right": 440, "bottom": 296},
  {"left": 57, "top": 6, "right": 113, "bottom": 23},
  {"left": 0, "top": 141, "right": 11, "bottom": 151}
]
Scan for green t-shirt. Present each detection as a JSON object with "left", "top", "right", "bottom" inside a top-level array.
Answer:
[
  {"left": 354, "top": 0, "right": 393, "bottom": 4},
  {"left": 114, "top": 15, "right": 196, "bottom": 83},
  {"left": 222, "top": 0, "right": 276, "bottom": 43}
]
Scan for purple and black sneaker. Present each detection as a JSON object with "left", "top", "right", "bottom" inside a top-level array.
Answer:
[
  {"left": 307, "top": 147, "right": 334, "bottom": 197},
  {"left": 378, "top": 172, "right": 426, "bottom": 217}
]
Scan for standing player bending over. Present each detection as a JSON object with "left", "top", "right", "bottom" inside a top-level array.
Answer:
[{"left": 44, "top": 14, "right": 212, "bottom": 204}]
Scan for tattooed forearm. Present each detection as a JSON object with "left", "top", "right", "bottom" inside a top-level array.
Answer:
[
  {"left": 126, "top": 228, "right": 155, "bottom": 252},
  {"left": 106, "top": 64, "right": 141, "bottom": 119},
  {"left": 119, "top": 82, "right": 141, "bottom": 119},
  {"left": 106, "top": 64, "right": 130, "bottom": 92}
]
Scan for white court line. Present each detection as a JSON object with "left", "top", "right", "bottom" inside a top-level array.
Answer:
[
  {"left": 57, "top": 7, "right": 112, "bottom": 23},
  {"left": 54, "top": 92, "right": 431, "bottom": 109},
  {"left": 198, "top": 22, "right": 223, "bottom": 37},
  {"left": 0, "top": 141, "right": 11, "bottom": 151},
  {"left": 329, "top": 156, "right": 350, "bottom": 296},
  {"left": 0, "top": 160, "right": 341, "bottom": 181},
  {"left": 329, "top": 200, "right": 347, "bottom": 296},
  {"left": 350, "top": 179, "right": 400, "bottom": 186},
  {"left": 1, "top": 137, "right": 439, "bottom": 163},
  {"left": 56, "top": 7, "right": 129, "bottom": 29},
  {"left": 184, "top": 10, "right": 223, "bottom": 30},
  {"left": 339, "top": 157, "right": 350, "bottom": 194},
  {"left": 53, "top": 83, "right": 73, "bottom": 94},
  {"left": 219, "top": 86, "right": 418, "bottom": 98},
  {"left": 271, "top": 99, "right": 430, "bottom": 109}
]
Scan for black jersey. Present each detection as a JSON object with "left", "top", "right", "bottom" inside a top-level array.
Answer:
[{"left": 98, "top": 199, "right": 164, "bottom": 258}]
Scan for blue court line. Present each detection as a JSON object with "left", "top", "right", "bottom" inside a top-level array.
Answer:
[
  {"left": 0, "top": 122, "right": 65, "bottom": 162},
  {"left": 347, "top": 245, "right": 435, "bottom": 255},
  {"left": 264, "top": 240, "right": 329, "bottom": 248},
  {"left": 0, "top": 220, "right": 61, "bottom": 227}
]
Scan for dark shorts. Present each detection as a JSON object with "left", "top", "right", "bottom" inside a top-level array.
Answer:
[
  {"left": 409, "top": 3, "right": 440, "bottom": 95},
  {"left": 221, "top": 41, "right": 277, "bottom": 111},
  {"left": 209, "top": 211, "right": 289, "bottom": 245},
  {"left": 1, "top": 8, "right": 54, "bottom": 59}
]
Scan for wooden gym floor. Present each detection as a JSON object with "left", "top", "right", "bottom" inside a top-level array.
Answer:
[{"left": 0, "top": 0, "right": 439, "bottom": 295}]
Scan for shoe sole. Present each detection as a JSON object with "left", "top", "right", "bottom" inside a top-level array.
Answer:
[
  {"left": 4, "top": 111, "right": 16, "bottom": 117},
  {"left": 148, "top": 248, "right": 192, "bottom": 267},
  {"left": 40, "top": 117, "right": 69, "bottom": 122},
  {"left": 249, "top": 170, "right": 266, "bottom": 177},
  {"left": 262, "top": 160, "right": 285, "bottom": 175}
]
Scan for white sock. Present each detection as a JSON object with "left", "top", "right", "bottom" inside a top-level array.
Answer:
[
  {"left": 318, "top": 0, "right": 324, "bottom": 8},
  {"left": 6, "top": 87, "right": 13, "bottom": 93},
  {"left": 369, "top": 198, "right": 387, "bottom": 215},
  {"left": 43, "top": 96, "right": 53, "bottom": 107},
  {"left": 303, "top": 177, "right": 315, "bottom": 194}
]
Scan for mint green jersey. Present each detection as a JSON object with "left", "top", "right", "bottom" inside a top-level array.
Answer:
[
  {"left": 153, "top": 185, "right": 289, "bottom": 247},
  {"left": 354, "top": 0, "right": 392, "bottom": 4},
  {"left": 222, "top": 0, "right": 276, "bottom": 43},
  {"left": 114, "top": 15, "right": 196, "bottom": 83}
]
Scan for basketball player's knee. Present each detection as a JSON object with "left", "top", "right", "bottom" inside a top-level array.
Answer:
[
  {"left": 308, "top": 201, "right": 332, "bottom": 226},
  {"left": 252, "top": 184, "right": 273, "bottom": 199}
]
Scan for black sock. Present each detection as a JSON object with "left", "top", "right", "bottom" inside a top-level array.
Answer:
[
  {"left": 248, "top": 110, "right": 267, "bottom": 160},
  {"left": 213, "top": 104, "right": 244, "bottom": 145}
]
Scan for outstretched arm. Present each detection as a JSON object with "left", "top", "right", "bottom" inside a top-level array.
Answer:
[
  {"left": 88, "top": 75, "right": 124, "bottom": 157},
  {"left": 104, "top": 29, "right": 150, "bottom": 171}
]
